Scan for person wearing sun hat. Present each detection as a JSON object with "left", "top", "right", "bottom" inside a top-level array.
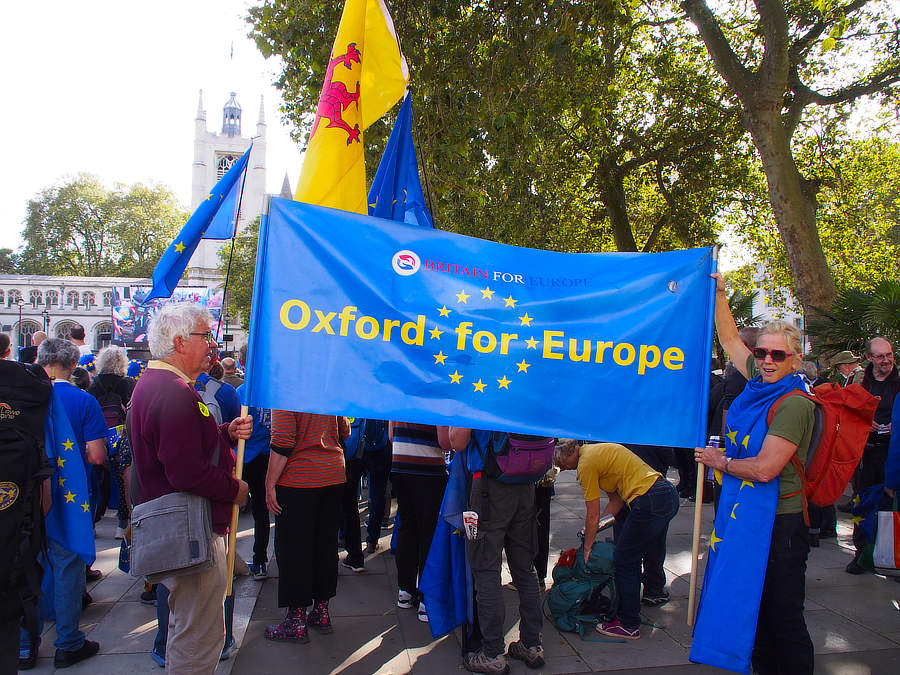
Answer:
[{"left": 830, "top": 350, "right": 864, "bottom": 387}]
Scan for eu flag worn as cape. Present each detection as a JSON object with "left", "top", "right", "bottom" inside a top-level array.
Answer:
[
  {"left": 690, "top": 370, "right": 806, "bottom": 673},
  {"left": 142, "top": 145, "right": 252, "bottom": 303},
  {"left": 367, "top": 92, "right": 433, "bottom": 228},
  {"left": 419, "top": 452, "right": 473, "bottom": 638},
  {"left": 44, "top": 390, "right": 95, "bottom": 565}
]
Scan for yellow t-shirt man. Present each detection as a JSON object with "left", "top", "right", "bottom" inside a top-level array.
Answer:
[{"left": 577, "top": 443, "right": 661, "bottom": 503}]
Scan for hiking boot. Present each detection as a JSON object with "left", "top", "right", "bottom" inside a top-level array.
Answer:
[
  {"left": 464, "top": 650, "right": 510, "bottom": 674},
  {"left": 597, "top": 617, "right": 640, "bottom": 640},
  {"left": 341, "top": 556, "right": 364, "bottom": 573},
  {"left": 641, "top": 589, "right": 671, "bottom": 607},
  {"left": 248, "top": 562, "right": 268, "bottom": 579},
  {"left": 265, "top": 607, "right": 309, "bottom": 642},
  {"left": 54, "top": 639, "right": 100, "bottom": 668},
  {"left": 507, "top": 640, "right": 544, "bottom": 669},
  {"left": 307, "top": 600, "right": 333, "bottom": 633},
  {"left": 397, "top": 590, "right": 414, "bottom": 609}
]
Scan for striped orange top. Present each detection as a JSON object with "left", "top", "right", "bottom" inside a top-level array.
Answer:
[{"left": 270, "top": 411, "right": 348, "bottom": 489}]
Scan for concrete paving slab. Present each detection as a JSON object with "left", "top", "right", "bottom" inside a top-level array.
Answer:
[
  {"left": 83, "top": 601, "right": 159, "bottom": 654},
  {"left": 807, "top": 583, "right": 900, "bottom": 636},
  {"left": 805, "top": 609, "right": 898, "bottom": 654}
]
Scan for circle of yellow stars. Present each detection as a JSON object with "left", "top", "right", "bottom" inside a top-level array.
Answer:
[{"left": 430, "top": 287, "right": 539, "bottom": 394}]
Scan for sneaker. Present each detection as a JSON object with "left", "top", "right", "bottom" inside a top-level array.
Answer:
[
  {"left": 597, "top": 617, "right": 640, "bottom": 640},
  {"left": 265, "top": 607, "right": 309, "bottom": 642},
  {"left": 54, "top": 639, "right": 100, "bottom": 668},
  {"left": 341, "top": 556, "right": 364, "bottom": 573},
  {"left": 307, "top": 600, "right": 333, "bottom": 633},
  {"left": 140, "top": 587, "right": 157, "bottom": 606},
  {"left": 150, "top": 649, "right": 165, "bottom": 667},
  {"left": 417, "top": 601, "right": 429, "bottom": 623},
  {"left": 641, "top": 589, "right": 671, "bottom": 606},
  {"left": 365, "top": 541, "right": 380, "bottom": 556},
  {"left": 464, "top": 650, "right": 510, "bottom": 674},
  {"left": 845, "top": 558, "right": 865, "bottom": 575},
  {"left": 18, "top": 642, "right": 38, "bottom": 670},
  {"left": 220, "top": 636, "right": 237, "bottom": 660},
  {"left": 507, "top": 640, "right": 544, "bottom": 669},
  {"left": 115, "top": 526, "right": 127, "bottom": 540},
  {"left": 249, "top": 562, "right": 268, "bottom": 579},
  {"left": 397, "top": 590, "right": 414, "bottom": 609}
]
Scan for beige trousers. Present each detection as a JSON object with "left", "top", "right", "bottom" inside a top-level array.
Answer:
[{"left": 162, "top": 536, "right": 227, "bottom": 675}]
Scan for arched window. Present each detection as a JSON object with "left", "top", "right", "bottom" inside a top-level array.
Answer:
[
  {"left": 82, "top": 291, "right": 96, "bottom": 308},
  {"left": 102, "top": 291, "right": 112, "bottom": 307},
  {"left": 8, "top": 289, "right": 22, "bottom": 306},
  {"left": 66, "top": 290, "right": 79, "bottom": 307},
  {"left": 54, "top": 320, "right": 78, "bottom": 340},
  {"left": 29, "top": 289, "right": 42, "bottom": 307},
  {"left": 17, "top": 320, "right": 40, "bottom": 350},
  {"left": 94, "top": 321, "right": 112, "bottom": 350},
  {"left": 46, "top": 290, "right": 59, "bottom": 307},
  {"left": 216, "top": 153, "right": 238, "bottom": 180}
]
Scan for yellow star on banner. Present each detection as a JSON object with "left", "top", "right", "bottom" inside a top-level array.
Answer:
[
  {"left": 205, "top": 192, "right": 214, "bottom": 201},
  {"left": 82, "top": 502, "right": 90, "bottom": 513},
  {"left": 449, "top": 370, "right": 463, "bottom": 384},
  {"left": 57, "top": 457, "right": 65, "bottom": 469},
  {"left": 725, "top": 428, "right": 737, "bottom": 446},
  {"left": 497, "top": 375, "right": 511, "bottom": 389},
  {"left": 480, "top": 287, "right": 495, "bottom": 300},
  {"left": 742, "top": 435, "right": 749, "bottom": 449},
  {"left": 519, "top": 313, "right": 533, "bottom": 326},
  {"left": 473, "top": 379, "right": 486, "bottom": 393},
  {"left": 740, "top": 480, "right": 755, "bottom": 490},
  {"left": 851, "top": 515, "right": 863, "bottom": 525},
  {"left": 437, "top": 305, "right": 451, "bottom": 317},
  {"left": 456, "top": 290, "right": 470, "bottom": 304},
  {"left": 57, "top": 477, "right": 66, "bottom": 488},
  {"left": 62, "top": 438, "right": 74, "bottom": 452},
  {"left": 434, "top": 351, "right": 447, "bottom": 365},
  {"left": 730, "top": 503, "right": 739, "bottom": 519},
  {"left": 516, "top": 359, "right": 530, "bottom": 373},
  {"left": 429, "top": 327, "right": 443, "bottom": 340},
  {"left": 525, "top": 337, "right": 539, "bottom": 349},
  {"left": 504, "top": 295, "right": 517, "bottom": 308},
  {"left": 710, "top": 528, "right": 723, "bottom": 552},
  {"left": 64, "top": 491, "right": 76, "bottom": 503},
  {"left": 174, "top": 241, "right": 186, "bottom": 254}
]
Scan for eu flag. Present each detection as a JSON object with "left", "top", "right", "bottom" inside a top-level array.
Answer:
[
  {"left": 44, "top": 390, "right": 95, "bottom": 565},
  {"left": 142, "top": 145, "right": 252, "bottom": 303},
  {"left": 419, "top": 452, "right": 473, "bottom": 638},
  {"left": 367, "top": 92, "right": 434, "bottom": 229}
]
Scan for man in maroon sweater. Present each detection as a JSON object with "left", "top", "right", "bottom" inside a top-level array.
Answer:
[{"left": 129, "top": 303, "right": 250, "bottom": 674}]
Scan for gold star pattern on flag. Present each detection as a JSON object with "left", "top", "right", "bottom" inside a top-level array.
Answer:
[
  {"left": 525, "top": 337, "right": 539, "bottom": 349},
  {"left": 480, "top": 287, "right": 495, "bottom": 299},
  {"left": 449, "top": 370, "right": 463, "bottom": 384},
  {"left": 64, "top": 491, "right": 76, "bottom": 503},
  {"left": 205, "top": 192, "right": 214, "bottom": 201},
  {"left": 434, "top": 351, "right": 447, "bottom": 365},
  {"left": 742, "top": 435, "right": 749, "bottom": 449},
  {"left": 503, "top": 295, "right": 517, "bottom": 308},
  {"left": 57, "top": 457, "right": 66, "bottom": 469},
  {"left": 429, "top": 327, "right": 443, "bottom": 340},
  {"left": 438, "top": 305, "right": 451, "bottom": 317},
  {"left": 516, "top": 359, "right": 530, "bottom": 373},
  {"left": 851, "top": 515, "right": 863, "bottom": 525},
  {"left": 57, "top": 477, "right": 66, "bottom": 488},
  {"left": 456, "top": 290, "right": 470, "bottom": 304},
  {"left": 725, "top": 428, "right": 737, "bottom": 446},
  {"left": 174, "top": 241, "right": 186, "bottom": 254},
  {"left": 497, "top": 375, "right": 511, "bottom": 389},
  {"left": 730, "top": 503, "right": 739, "bottom": 519},
  {"left": 473, "top": 379, "right": 486, "bottom": 393},
  {"left": 81, "top": 502, "right": 90, "bottom": 513},
  {"left": 62, "top": 438, "right": 74, "bottom": 452},
  {"left": 519, "top": 313, "right": 533, "bottom": 326},
  {"left": 710, "top": 528, "right": 723, "bottom": 552},
  {"left": 740, "top": 480, "right": 754, "bottom": 490}
]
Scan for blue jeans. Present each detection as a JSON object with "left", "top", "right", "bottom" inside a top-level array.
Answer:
[
  {"left": 20, "top": 539, "right": 86, "bottom": 652},
  {"left": 613, "top": 479, "right": 679, "bottom": 630},
  {"left": 153, "top": 585, "right": 233, "bottom": 657}
]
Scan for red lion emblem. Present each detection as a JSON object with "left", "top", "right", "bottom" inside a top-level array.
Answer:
[{"left": 310, "top": 43, "right": 362, "bottom": 145}]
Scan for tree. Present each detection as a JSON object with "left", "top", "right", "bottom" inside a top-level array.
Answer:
[
  {"left": 218, "top": 217, "right": 260, "bottom": 329},
  {"left": 681, "top": 0, "right": 900, "bottom": 315},
  {"left": 248, "top": 0, "right": 756, "bottom": 254},
  {"left": 0, "top": 248, "right": 19, "bottom": 273},
  {"left": 18, "top": 174, "right": 186, "bottom": 277},
  {"left": 805, "top": 280, "right": 900, "bottom": 356}
]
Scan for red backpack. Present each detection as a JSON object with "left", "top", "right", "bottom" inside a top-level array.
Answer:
[{"left": 767, "top": 382, "right": 878, "bottom": 523}]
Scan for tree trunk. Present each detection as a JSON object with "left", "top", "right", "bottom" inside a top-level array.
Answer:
[{"left": 600, "top": 168, "right": 638, "bottom": 252}]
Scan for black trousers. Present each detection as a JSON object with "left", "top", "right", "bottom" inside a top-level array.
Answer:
[
  {"left": 274, "top": 483, "right": 342, "bottom": 608},
  {"left": 393, "top": 473, "right": 447, "bottom": 598},
  {"left": 242, "top": 453, "right": 271, "bottom": 564},
  {"left": 533, "top": 484, "right": 552, "bottom": 581},
  {"left": 853, "top": 442, "right": 889, "bottom": 551},
  {"left": 341, "top": 458, "right": 365, "bottom": 566},
  {"left": 752, "top": 512, "right": 813, "bottom": 675}
]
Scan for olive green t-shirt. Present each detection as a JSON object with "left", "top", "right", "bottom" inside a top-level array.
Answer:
[{"left": 746, "top": 356, "right": 815, "bottom": 515}]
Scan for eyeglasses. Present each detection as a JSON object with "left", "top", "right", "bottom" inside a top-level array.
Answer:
[
  {"left": 752, "top": 347, "right": 794, "bottom": 362},
  {"left": 869, "top": 352, "right": 894, "bottom": 361},
  {"left": 189, "top": 331, "right": 215, "bottom": 343}
]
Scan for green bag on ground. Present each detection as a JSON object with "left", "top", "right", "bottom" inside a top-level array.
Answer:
[{"left": 546, "top": 541, "right": 617, "bottom": 637}]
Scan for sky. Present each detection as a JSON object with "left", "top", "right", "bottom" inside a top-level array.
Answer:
[{"left": 0, "top": 0, "right": 304, "bottom": 251}]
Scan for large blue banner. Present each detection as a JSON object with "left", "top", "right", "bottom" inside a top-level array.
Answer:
[{"left": 245, "top": 198, "right": 716, "bottom": 446}]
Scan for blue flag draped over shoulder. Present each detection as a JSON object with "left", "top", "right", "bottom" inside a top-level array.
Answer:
[
  {"left": 419, "top": 453, "right": 473, "bottom": 638},
  {"left": 367, "top": 92, "right": 433, "bottom": 229},
  {"left": 44, "top": 390, "right": 95, "bottom": 565},
  {"left": 244, "top": 199, "right": 716, "bottom": 447},
  {"left": 690, "top": 372, "right": 806, "bottom": 673},
  {"left": 142, "top": 145, "right": 252, "bottom": 303}
]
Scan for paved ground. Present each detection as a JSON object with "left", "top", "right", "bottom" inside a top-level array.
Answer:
[{"left": 22, "top": 469, "right": 900, "bottom": 674}]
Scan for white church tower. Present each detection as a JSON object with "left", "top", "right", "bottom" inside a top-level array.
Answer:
[{"left": 187, "top": 90, "right": 267, "bottom": 282}]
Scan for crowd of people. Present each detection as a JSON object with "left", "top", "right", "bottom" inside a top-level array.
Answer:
[{"left": 1, "top": 290, "right": 898, "bottom": 675}]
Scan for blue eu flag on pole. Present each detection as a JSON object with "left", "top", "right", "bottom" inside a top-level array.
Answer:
[
  {"left": 419, "top": 452, "right": 473, "bottom": 638},
  {"left": 44, "top": 390, "right": 95, "bottom": 565},
  {"left": 367, "top": 92, "right": 434, "bottom": 229},
  {"left": 142, "top": 144, "right": 252, "bottom": 303}
]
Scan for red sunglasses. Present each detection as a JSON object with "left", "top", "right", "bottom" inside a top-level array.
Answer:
[{"left": 752, "top": 347, "right": 794, "bottom": 362}]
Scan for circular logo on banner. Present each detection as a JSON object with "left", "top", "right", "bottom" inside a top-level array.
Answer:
[
  {"left": 0, "top": 482, "right": 19, "bottom": 511},
  {"left": 392, "top": 250, "right": 421, "bottom": 276}
]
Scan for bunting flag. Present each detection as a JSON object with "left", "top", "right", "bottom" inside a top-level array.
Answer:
[
  {"left": 44, "top": 389, "right": 96, "bottom": 565},
  {"left": 419, "top": 452, "right": 473, "bottom": 638},
  {"left": 294, "top": 0, "right": 409, "bottom": 213},
  {"left": 244, "top": 198, "right": 716, "bottom": 447},
  {"left": 142, "top": 145, "right": 252, "bottom": 303},
  {"left": 367, "top": 92, "right": 433, "bottom": 228}
]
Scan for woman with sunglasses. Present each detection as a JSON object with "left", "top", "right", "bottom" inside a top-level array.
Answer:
[{"left": 694, "top": 272, "right": 815, "bottom": 675}]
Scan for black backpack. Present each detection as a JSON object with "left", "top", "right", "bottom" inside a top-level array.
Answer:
[
  {"left": 0, "top": 360, "right": 53, "bottom": 641},
  {"left": 90, "top": 375, "right": 127, "bottom": 428}
]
